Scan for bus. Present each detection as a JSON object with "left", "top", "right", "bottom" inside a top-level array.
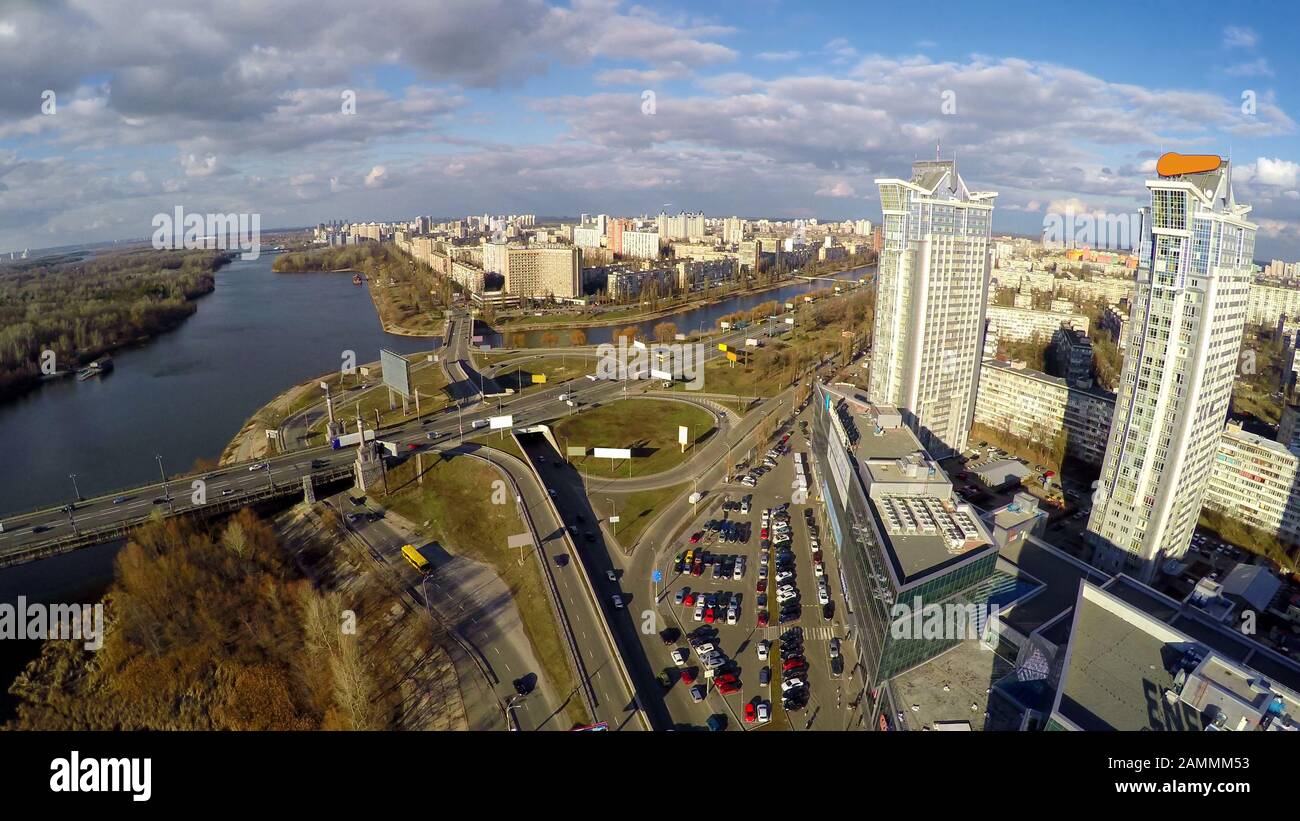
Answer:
[{"left": 401, "top": 544, "right": 430, "bottom": 575}]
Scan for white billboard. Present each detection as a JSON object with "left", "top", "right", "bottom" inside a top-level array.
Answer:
[
  {"left": 652, "top": 368, "right": 673, "bottom": 381},
  {"left": 678, "top": 426, "right": 689, "bottom": 445},
  {"left": 593, "top": 447, "right": 633, "bottom": 459},
  {"left": 488, "top": 415, "right": 514, "bottom": 429},
  {"left": 380, "top": 348, "right": 412, "bottom": 398}
]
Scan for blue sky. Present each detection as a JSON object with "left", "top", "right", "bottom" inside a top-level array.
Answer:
[{"left": 1, "top": 0, "right": 1298, "bottom": 257}]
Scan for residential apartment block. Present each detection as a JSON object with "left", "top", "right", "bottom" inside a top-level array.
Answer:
[
  {"left": 974, "top": 359, "right": 1115, "bottom": 465},
  {"left": 1203, "top": 423, "right": 1300, "bottom": 548},
  {"left": 870, "top": 159, "right": 997, "bottom": 456},
  {"left": 986, "top": 305, "right": 1091, "bottom": 344}
]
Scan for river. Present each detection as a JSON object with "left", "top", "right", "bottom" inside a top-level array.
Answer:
[{"left": 0, "top": 253, "right": 434, "bottom": 519}]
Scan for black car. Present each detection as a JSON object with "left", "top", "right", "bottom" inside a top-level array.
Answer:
[
  {"left": 778, "top": 611, "right": 800, "bottom": 624},
  {"left": 512, "top": 675, "right": 535, "bottom": 696},
  {"left": 759, "top": 666, "right": 771, "bottom": 686},
  {"left": 830, "top": 657, "right": 844, "bottom": 678},
  {"left": 554, "top": 554, "right": 569, "bottom": 567},
  {"left": 822, "top": 602, "right": 835, "bottom": 621},
  {"left": 659, "top": 627, "right": 681, "bottom": 645}
]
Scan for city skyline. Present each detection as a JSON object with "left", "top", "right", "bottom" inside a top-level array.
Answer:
[{"left": 1, "top": 1, "right": 1299, "bottom": 256}]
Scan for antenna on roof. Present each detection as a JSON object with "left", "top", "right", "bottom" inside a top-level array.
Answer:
[{"left": 936, "top": 139, "right": 941, "bottom": 160}]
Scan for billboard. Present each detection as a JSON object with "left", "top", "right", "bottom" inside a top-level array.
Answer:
[
  {"left": 566, "top": 446, "right": 587, "bottom": 457},
  {"left": 651, "top": 368, "right": 673, "bottom": 381},
  {"left": 489, "top": 415, "right": 514, "bottom": 429},
  {"left": 593, "top": 447, "right": 633, "bottom": 459},
  {"left": 531, "top": 373, "right": 547, "bottom": 384},
  {"left": 726, "top": 351, "right": 738, "bottom": 362},
  {"left": 679, "top": 425, "right": 689, "bottom": 445},
  {"left": 380, "top": 348, "right": 412, "bottom": 398}
]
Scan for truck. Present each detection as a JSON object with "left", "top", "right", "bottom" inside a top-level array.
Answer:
[
  {"left": 471, "top": 419, "right": 488, "bottom": 429},
  {"left": 688, "top": 491, "right": 704, "bottom": 504},
  {"left": 330, "top": 429, "right": 377, "bottom": 449},
  {"left": 745, "top": 338, "right": 760, "bottom": 348}
]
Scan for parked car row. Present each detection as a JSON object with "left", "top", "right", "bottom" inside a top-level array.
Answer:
[
  {"left": 675, "top": 549, "right": 747, "bottom": 582},
  {"left": 777, "top": 626, "right": 810, "bottom": 712}
]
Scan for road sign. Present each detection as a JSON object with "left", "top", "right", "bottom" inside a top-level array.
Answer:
[
  {"left": 566, "top": 445, "right": 586, "bottom": 457},
  {"left": 652, "top": 569, "right": 663, "bottom": 583},
  {"left": 609, "top": 515, "right": 621, "bottom": 524},
  {"left": 507, "top": 533, "right": 533, "bottom": 549}
]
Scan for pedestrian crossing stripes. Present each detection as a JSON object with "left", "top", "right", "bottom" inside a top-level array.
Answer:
[{"left": 764, "top": 625, "right": 836, "bottom": 641}]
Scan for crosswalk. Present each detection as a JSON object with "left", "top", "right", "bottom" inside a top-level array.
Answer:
[{"left": 764, "top": 625, "right": 837, "bottom": 642}]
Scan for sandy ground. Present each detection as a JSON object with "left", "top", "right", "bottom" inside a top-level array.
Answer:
[{"left": 219, "top": 380, "right": 315, "bottom": 465}]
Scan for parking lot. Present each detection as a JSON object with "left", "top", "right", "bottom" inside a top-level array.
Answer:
[{"left": 651, "top": 408, "right": 862, "bottom": 730}]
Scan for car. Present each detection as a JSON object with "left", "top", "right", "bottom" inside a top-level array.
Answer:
[
  {"left": 829, "top": 637, "right": 841, "bottom": 659},
  {"left": 689, "top": 531, "right": 703, "bottom": 544},
  {"left": 692, "top": 559, "right": 704, "bottom": 576},
  {"left": 671, "top": 648, "right": 689, "bottom": 666},
  {"left": 718, "top": 680, "right": 741, "bottom": 696},
  {"left": 248, "top": 462, "right": 266, "bottom": 471},
  {"left": 781, "top": 677, "right": 805, "bottom": 692},
  {"left": 689, "top": 684, "right": 706, "bottom": 703},
  {"left": 675, "top": 587, "right": 689, "bottom": 606},
  {"left": 704, "top": 607, "right": 716, "bottom": 624},
  {"left": 776, "top": 570, "right": 793, "bottom": 583},
  {"left": 757, "top": 611, "right": 769, "bottom": 627},
  {"left": 745, "top": 703, "right": 757, "bottom": 723},
  {"left": 758, "top": 565, "right": 768, "bottom": 581},
  {"left": 817, "top": 587, "right": 830, "bottom": 605},
  {"left": 610, "top": 594, "right": 624, "bottom": 609},
  {"left": 822, "top": 602, "right": 834, "bottom": 621},
  {"left": 756, "top": 579, "right": 767, "bottom": 593},
  {"left": 683, "top": 592, "right": 696, "bottom": 607},
  {"left": 757, "top": 641, "right": 769, "bottom": 661},
  {"left": 703, "top": 653, "right": 727, "bottom": 670},
  {"left": 554, "top": 553, "right": 568, "bottom": 567},
  {"left": 759, "top": 666, "right": 771, "bottom": 686},
  {"left": 659, "top": 627, "right": 680, "bottom": 645},
  {"left": 757, "top": 702, "right": 770, "bottom": 723},
  {"left": 783, "top": 658, "right": 807, "bottom": 672},
  {"left": 830, "top": 656, "right": 844, "bottom": 678},
  {"left": 513, "top": 677, "right": 534, "bottom": 696},
  {"left": 716, "top": 672, "right": 739, "bottom": 686},
  {"left": 726, "top": 605, "right": 738, "bottom": 625},
  {"left": 693, "top": 603, "right": 705, "bottom": 622},
  {"left": 606, "top": 569, "right": 618, "bottom": 582},
  {"left": 406, "top": 443, "right": 418, "bottom": 451},
  {"left": 112, "top": 496, "right": 126, "bottom": 504},
  {"left": 681, "top": 668, "right": 698, "bottom": 684},
  {"left": 547, "top": 489, "right": 557, "bottom": 498},
  {"left": 221, "top": 488, "right": 235, "bottom": 496},
  {"left": 694, "top": 642, "right": 715, "bottom": 657}
]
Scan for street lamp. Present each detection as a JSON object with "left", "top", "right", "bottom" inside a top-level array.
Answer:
[
  {"left": 69, "top": 473, "right": 82, "bottom": 502},
  {"left": 156, "top": 454, "right": 173, "bottom": 511}
]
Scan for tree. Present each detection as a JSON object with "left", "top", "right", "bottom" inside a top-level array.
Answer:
[
  {"left": 654, "top": 322, "right": 677, "bottom": 343},
  {"left": 616, "top": 326, "right": 639, "bottom": 344},
  {"left": 568, "top": 329, "right": 587, "bottom": 347}
]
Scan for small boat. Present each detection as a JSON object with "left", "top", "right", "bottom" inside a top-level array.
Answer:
[
  {"left": 352, "top": 273, "right": 363, "bottom": 285},
  {"left": 77, "top": 357, "right": 114, "bottom": 381}
]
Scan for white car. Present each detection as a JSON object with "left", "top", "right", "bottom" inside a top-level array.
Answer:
[
  {"left": 757, "top": 702, "right": 770, "bottom": 723},
  {"left": 813, "top": 562, "right": 825, "bottom": 578},
  {"left": 777, "top": 589, "right": 798, "bottom": 604},
  {"left": 249, "top": 462, "right": 267, "bottom": 471},
  {"left": 726, "top": 604, "right": 739, "bottom": 625},
  {"left": 758, "top": 565, "right": 768, "bottom": 580},
  {"left": 732, "top": 559, "right": 745, "bottom": 581},
  {"left": 781, "top": 677, "right": 805, "bottom": 692},
  {"left": 817, "top": 586, "right": 830, "bottom": 605},
  {"left": 672, "top": 648, "right": 689, "bottom": 666},
  {"left": 694, "top": 642, "right": 715, "bottom": 657},
  {"left": 693, "top": 603, "right": 705, "bottom": 622},
  {"left": 740, "top": 502, "right": 750, "bottom": 515},
  {"left": 776, "top": 570, "right": 793, "bottom": 583},
  {"left": 757, "top": 641, "right": 769, "bottom": 662}
]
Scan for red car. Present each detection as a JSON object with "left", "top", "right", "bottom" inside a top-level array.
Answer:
[
  {"left": 704, "top": 607, "right": 715, "bottom": 624},
  {"left": 718, "top": 681, "right": 741, "bottom": 695},
  {"left": 756, "top": 579, "right": 767, "bottom": 593},
  {"left": 744, "top": 703, "right": 757, "bottom": 722},
  {"left": 692, "top": 559, "right": 704, "bottom": 576},
  {"left": 407, "top": 443, "right": 419, "bottom": 451},
  {"left": 717, "top": 672, "right": 738, "bottom": 685},
  {"left": 812, "top": 550, "right": 823, "bottom": 564},
  {"left": 689, "top": 531, "right": 703, "bottom": 544},
  {"left": 683, "top": 592, "right": 695, "bottom": 607},
  {"left": 681, "top": 668, "right": 698, "bottom": 684},
  {"left": 783, "top": 659, "right": 807, "bottom": 672},
  {"left": 757, "top": 611, "right": 769, "bottom": 627},
  {"left": 760, "top": 527, "right": 769, "bottom": 539}
]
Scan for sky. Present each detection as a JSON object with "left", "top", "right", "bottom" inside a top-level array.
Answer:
[{"left": 1, "top": 0, "right": 1299, "bottom": 258}]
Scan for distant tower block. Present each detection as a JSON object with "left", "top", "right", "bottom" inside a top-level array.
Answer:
[{"left": 301, "top": 475, "right": 316, "bottom": 505}]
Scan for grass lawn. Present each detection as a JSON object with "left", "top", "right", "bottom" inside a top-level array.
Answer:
[
  {"left": 554, "top": 398, "right": 716, "bottom": 479},
  {"left": 464, "top": 430, "right": 529, "bottom": 465},
  {"left": 608, "top": 482, "right": 690, "bottom": 547},
  {"left": 379, "top": 452, "right": 589, "bottom": 727},
  {"left": 310, "top": 362, "right": 449, "bottom": 435},
  {"left": 490, "top": 356, "right": 596, "bottom": 390}
]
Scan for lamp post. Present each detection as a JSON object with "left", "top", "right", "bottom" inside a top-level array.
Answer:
[
  {"left": 69, "top": 473, "right": 82, "bottom": 502},
  {"left": 156, "top": 454, "right": 173, "bottom": 512}
]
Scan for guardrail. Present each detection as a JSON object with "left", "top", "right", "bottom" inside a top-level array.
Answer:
[{"left": 0, "top": 465, "right": 354, "bottom": 568}]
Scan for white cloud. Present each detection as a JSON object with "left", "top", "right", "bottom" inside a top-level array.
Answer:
[
  {"left": 180, "top": 153, "right": 219, "bottom": 178},
  {"left": 757, "top": 50, "right": 800, "bottom": 61},
  {"left": 1224, "top": 58, "right": 1273, "bottom": 77},
  {"left": 816, "top": 180, "right": 857, "bottom": 198},
  {"left": 1223, "top": 26, "right": 1258, "bottom": 49},
  {"left": 1255, "top": 157, "right": 1300, "bottom": 188},
  {"left": 364, "top": 165, "right": 388, "bottom": 188}
]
